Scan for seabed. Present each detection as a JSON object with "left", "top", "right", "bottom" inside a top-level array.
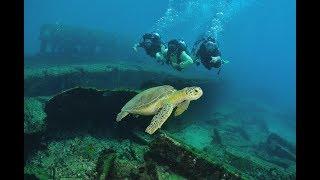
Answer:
[{"left": 24, "top": 57, "right": 296, "bottom": 179}]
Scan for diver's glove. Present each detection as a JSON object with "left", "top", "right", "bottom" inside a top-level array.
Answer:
[
  {"left": 211, "top": 56, "right": 230, "bottom": 64},
  {"left": 210, "top": 56, "right": 221, "bottom": 63}
]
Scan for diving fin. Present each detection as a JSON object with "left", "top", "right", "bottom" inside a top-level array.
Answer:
[
  {"left": 222, "top": 59, "right": 229, "bottom": 64},
  {"left": 217, "top": 68, "right": 221, "bottom": 75}
]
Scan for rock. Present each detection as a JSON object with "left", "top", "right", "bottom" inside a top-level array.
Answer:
[
  {"left": 43, "top": 86, "right": 215, "bottom": 139},
  {"left": 225, "top": 147, "right": 295, "bottom": 179},
  {"left": 24, "top": 97, "right": 49, "bottom": 164},
  {"left": 266, "top": 133, "right": 296, "bottom": 155},
  {"left": 229, "top": 126, "right": 251, "bottom": 141},
  {"left": 44, "top": 87, "right": 151, "bottom": 137},
  {"left": 138, "top": 160, "right": 158, "bottom": 180},
  {"left": 145, "top": 133, "right": 242, "bottom": 179},
  {"left": 244, "top": 133, "right": 297, "bottom": 178},
  {"left": 24, "top": 63, "right": 217, "bottom": 97},
  {"left": 109, "top": 156, "right": 158, "bottom": 179},
  {"left": 24, "top": 97, "right": 47, "bottom": 134},
  {"left": 258, "top": 133, "right": 296, "bottom": 162},
  {"left": 155, "top": 165, "right": 187, "bottom": 180},
  {"left": 24, "top": 135, "right": 115, "bottom": 179},
  {"left": 95, "top": 148, "right": 117, "bottom": 180},
  {"left": 212, "top": 128, "right": 223, "bottom": 145},
  {"left": 24, "top": 131, "right": 47, "bottom": 165},
  {"left": 131, "top": 130, "right": 155, "bottom": 145},
  {"left": 109, "top": 157, "right": 140, "bottom": 179},
  {"left": 24, "top": 173, "right": 40, "bottom": 180}
]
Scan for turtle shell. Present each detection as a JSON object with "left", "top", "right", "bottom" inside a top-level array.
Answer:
[{"left": 122, "top": 85, "right": 176, "bottom": 112}]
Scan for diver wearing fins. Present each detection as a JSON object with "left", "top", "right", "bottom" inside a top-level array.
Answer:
[
  {"left": 192, "top": 36, "right": 229, "bottom": 74},
  {"left": 133, "top": 32, "right": 166, "bottom": 64},
  {"left": 164, "top": 39, "right": 194, "bottom": 71}
]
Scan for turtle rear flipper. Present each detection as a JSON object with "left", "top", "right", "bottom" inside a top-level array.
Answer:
[
  {"left": 116, "top": 111, "right": 129, "bottom": 122},
  {"left": 145, "top": 104, "right": 173, "bottom": 134}
]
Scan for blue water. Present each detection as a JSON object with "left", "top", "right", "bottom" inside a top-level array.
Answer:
[
  {"left": 24, "top": 0, "right": 296, "bottom": 142},
  {"left": 24, "top": 0, "right": 295, "bottom": 145}
]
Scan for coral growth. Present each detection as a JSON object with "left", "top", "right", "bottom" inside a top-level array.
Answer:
[{"left": 24, "top": 97, "right": 47, "bottom": 134}]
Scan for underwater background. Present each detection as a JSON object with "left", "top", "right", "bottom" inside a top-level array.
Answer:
[{"left": 24, "top": 0, "right": 296, "bottom": 179}]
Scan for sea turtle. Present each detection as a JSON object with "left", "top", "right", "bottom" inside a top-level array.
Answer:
[{"left": 116, "top": 85, "right": 203, "bottom": 134}]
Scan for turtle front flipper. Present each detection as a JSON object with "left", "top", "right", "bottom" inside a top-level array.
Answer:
[
  {"left": 145, "top": 104, "right": 173, "bottom": 134},
  {"left": 174, "top": 100, "right": 190, "bottom": 116}
]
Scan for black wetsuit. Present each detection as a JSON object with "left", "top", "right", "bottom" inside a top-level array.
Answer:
[
  {"left": 166, "top": 39, "right": 188, "bottom": 65},
  {"left": 193, "top": 37, "right": 221, "bottom": 70},
  {"left": 139, "top": 33, "right": 163, "bottom": 58}
]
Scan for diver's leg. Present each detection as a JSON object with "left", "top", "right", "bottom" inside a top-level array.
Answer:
[
  {"left": 160, "top": 45, "right": 167, "bottom": 55},
  {"left": 133, "top": 43, "right": 140, "bottom": 52},
  {"left": 179, "top": 51, "right": 194, "bottom": 69},
  {"left": 155, "top": 45, "right": 168, "bottom": 64},
  {"left": 155, "top": 52, "right": 165, "bottom": 64}
]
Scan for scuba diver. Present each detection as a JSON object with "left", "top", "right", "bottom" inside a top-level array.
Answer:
[
  {"left": 192, "top": 36, "right": 229, "bottom": 74},
  {"left": 133, "top": 32, "right": 166, "bottom": 63},
  {"left": 164, "top": 39, "right": 194, "bottom": 71}
]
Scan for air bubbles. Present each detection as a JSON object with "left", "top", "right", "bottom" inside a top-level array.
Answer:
[
  {"left": 216, "top": 12, "right": 224, "bottom": 16},
  {"left": 152, "top": 0, "right": 257, "bottom": 37}
]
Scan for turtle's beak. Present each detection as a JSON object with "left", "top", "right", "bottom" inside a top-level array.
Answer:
[
  {"left": 195, "top": 87, "right": 203, "bottom": 99},
  {"left": 191, "top": 87, "right": 203, "bottom": 100}
]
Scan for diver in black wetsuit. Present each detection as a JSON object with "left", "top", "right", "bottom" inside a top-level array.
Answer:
[
  {"left": 164, "top": 39, "right": 194, "bottom": 71},
  {"left": 133, "top": 33, "right": 166, "bottom": 63},
  {"left": 192, "top": 36, "right": 229, "bottom": 73}
]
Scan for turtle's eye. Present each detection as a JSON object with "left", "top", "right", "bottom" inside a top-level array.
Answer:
[{"left": 195, "top": 89, "right": 198, "bottom": 93}]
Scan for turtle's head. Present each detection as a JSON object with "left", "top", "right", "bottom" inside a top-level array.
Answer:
[{"left": 183, "top": 87, "right": 203, "bottom": 100}]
